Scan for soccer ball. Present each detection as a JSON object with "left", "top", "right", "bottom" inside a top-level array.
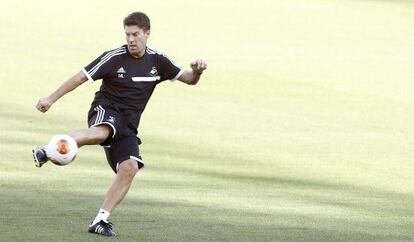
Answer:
[{"left": 45, "top": 134, "right": 78, "bottom": 166}]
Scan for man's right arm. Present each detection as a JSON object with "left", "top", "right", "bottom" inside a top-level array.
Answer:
[{"left": 36, "top": 71, "right": 87, "bottom": 113}]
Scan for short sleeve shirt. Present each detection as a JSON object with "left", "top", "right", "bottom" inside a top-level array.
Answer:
[{"left": 82, "top": 45, "right": 183, "bottom": 130}]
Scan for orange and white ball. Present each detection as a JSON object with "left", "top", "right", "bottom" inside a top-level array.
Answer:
[{"left": 45, "top": 134, "right": 78, "bottom": 166}]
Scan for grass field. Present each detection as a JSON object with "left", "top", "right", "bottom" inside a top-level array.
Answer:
[{"left": 1, "top": 0, "right": 414, "bottom": 241}]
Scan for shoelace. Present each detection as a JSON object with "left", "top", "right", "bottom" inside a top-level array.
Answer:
[{"left": 103, "top": 221, "right": 113, "bottom": 229}]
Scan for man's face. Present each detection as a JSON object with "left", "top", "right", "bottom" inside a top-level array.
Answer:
[{"left": 124, "top": 25, "right": 150, "bottom": 58}]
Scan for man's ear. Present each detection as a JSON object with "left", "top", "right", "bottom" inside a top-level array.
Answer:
[{"left": 145, "top": 30, "right": 151, "bottom": 37}]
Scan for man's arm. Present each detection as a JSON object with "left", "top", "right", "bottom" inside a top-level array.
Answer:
[
  {"left": 36, "top": 71, "right": 88, "bottom": 113},
  {"left": 177, "top": 59, "right": 207, "bottom": 85}
]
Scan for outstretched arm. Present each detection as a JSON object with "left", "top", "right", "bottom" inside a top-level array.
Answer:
[
  {"left": 36, "top": 71, "right": 88, "bottom": 113},
  {"left": 177, "top": 59, "right": 207, "bottom": 85}
]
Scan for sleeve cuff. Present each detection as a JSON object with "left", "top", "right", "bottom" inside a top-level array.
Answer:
[
  {"left": 170, "top": 69, "right": 184, "bottom": 82},
  {"left": 82, "top": 68, "right": 95, "bottom": 82}
]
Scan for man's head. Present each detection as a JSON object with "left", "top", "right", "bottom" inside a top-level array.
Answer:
[{"left": 123, "top": 12, "right": 151, "bottom": 58}]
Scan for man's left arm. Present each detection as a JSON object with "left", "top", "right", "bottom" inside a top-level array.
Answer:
[{"left": 177, "top": 59, "right": 207, "bottom": 85}]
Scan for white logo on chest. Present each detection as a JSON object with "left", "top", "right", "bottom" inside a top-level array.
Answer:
[
  {"left": 117, "top": 67, "right": 126, "bottom": 78},
  {"left": 149, "top": 66, "right": 158, "bottom": 76}
]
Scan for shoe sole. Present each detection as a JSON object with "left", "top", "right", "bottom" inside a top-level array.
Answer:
[
  {"left": 88, "top": 229, "right": 116, "bottom": 237},
  {"left": 88, "top": 223, "right": 116, "bottom": 237},
  {"left": 32, "top": 149, "right": 41, "bottom": 168}
]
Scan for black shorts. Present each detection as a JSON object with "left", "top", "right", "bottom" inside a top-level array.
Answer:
[
  {"left": 104, "top": 136, "right": 144, "bottom": 173},
  {"left": 88, "top": 104, "right": 144, "bottom": 173}
]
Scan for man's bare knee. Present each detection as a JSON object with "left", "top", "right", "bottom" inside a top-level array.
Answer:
[
  {"left": 89, "top": 125, "right": 112, "bottom": 144},
  {"left": 117, "top": 159, "right": 139, "bottom": 178}
]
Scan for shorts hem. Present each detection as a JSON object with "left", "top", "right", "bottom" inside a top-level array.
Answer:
[
  {"left": 116, "top": 156, "right": 145, "bottom": 171},
  {"left": 90, "top": 122, "right": 117, "bottom": 138}
]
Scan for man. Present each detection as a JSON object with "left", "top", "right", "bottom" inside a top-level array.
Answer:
[{"left": 32, "top": 12, "right": 207, "bottom": 237}]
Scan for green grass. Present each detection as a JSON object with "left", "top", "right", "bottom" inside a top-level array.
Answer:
[{"left": 1, "top": 0, "right": 414, "bottom": 241}]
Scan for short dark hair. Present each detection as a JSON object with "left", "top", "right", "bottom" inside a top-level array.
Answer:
[{"left": 123, "top": 12, "right": 150, "bottom": 31}]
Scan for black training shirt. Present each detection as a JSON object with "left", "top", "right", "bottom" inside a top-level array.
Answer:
[{"left": 82, "top": 45, "right": 183, "bottom": 130}]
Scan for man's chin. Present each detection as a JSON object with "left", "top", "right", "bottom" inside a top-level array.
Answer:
[{"left": 128, "top": 48, "right": 143, "bottom": 57}]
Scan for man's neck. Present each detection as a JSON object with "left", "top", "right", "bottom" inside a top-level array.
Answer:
[{"left": 129, "top": 46, "right": 146, "bottom": 58}]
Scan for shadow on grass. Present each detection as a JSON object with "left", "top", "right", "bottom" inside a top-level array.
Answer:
[
  {"left": 2, "top": 103, "right": 414, "bottom": 241},
  {"left": 141, "top": 135, "right": 414, "bottom": 241},
  {"left": 1, "top": 182, "right": 412, "bottom": 242}
]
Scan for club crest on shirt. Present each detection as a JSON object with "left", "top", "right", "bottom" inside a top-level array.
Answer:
[
  {"left": 117, "top": 67, "right": 126, "bottom": 78},
  {"left": 149, "top": 66, "right": 158, "bottom": 76}
]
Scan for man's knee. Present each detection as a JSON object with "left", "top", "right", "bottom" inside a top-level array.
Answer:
[
  {"left": 90, "top": 125, "right": 112, "bottom": 144},
  {"left": 117, "top": 159, "right": 139, "bottom": 178}
]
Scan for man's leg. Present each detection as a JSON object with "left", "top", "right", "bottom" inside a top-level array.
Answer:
[
  {"left": 102, "top": 159, "right": 139, "bottom": 212},
  {"left": 33, "top": 125, "right": 112, "bottom": 167},
  {"left": 70, "top": 125, "right": 112, "bottom": 147},
  {"left": 88, "top": 159, "right": 139, "bottom": 237}
]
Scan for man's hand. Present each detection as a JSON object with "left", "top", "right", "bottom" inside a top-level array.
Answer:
[
  {"left": 190, "top": 59, "right": 207, "bottom": 75},
  {"left": 36, "top": 97, "right": 54, "bottom": 113},
  {"left": 177, "top": 59, "right": 207, "bottom": 85}
]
